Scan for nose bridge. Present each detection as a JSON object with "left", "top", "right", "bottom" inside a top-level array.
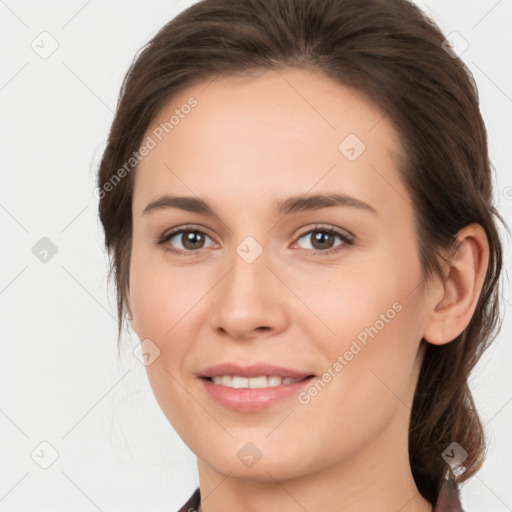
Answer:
[{"left": 209, "top": 236, "right": 288, "bottom": 338}]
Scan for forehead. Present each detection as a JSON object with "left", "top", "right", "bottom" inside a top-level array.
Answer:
[{"left": 134, "top": 68, "right": 409, "bottom": 217}]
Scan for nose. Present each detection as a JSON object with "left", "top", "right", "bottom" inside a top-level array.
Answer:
[{"left": 208, "top": 244, "right": 289, "bottom": 341}]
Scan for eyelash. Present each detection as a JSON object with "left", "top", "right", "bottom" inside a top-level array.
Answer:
[
  {"left": 157, "top": 225, "right": 354, "bottom": 256},
  {"left": 156, "top": 224, "right": 355, "bottom": 257}
]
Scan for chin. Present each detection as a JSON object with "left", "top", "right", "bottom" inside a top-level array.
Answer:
[{"left": 196, "top": 440, "right": 319, "bottom": 482}]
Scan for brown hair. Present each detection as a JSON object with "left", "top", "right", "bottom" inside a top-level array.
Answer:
[{"left": 97, "top": 0, "right": 506, "bottom": 501}]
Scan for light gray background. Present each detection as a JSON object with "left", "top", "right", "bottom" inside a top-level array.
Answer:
[{"left": 1, "top": 1, "right": 511, "bottom": 510}]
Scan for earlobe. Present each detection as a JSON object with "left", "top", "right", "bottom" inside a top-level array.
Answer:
[{"left": 423, "top": 223, "right": 489, "bottom": 346}]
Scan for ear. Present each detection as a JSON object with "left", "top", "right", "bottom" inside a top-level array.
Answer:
[{"left": 423, "top": 223, "right": 489, "bottom": 345}]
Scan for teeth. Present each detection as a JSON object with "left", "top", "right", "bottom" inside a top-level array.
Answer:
[
  {"left": 210, "top": 375, "right": 304, "bottom": 388},
  {"left": 268, "top": 376, "right": 282, "bottom": 387}
]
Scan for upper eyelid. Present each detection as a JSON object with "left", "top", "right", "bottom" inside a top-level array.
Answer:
[
  {"left": 296, "top": 224, "right": 352, "bottom": 238},
  {"left": 292, "top": 225, "right": 354, "bottom": 247},
  {"left": 162, "top": 224, "right": 215, "bottom": 239}
]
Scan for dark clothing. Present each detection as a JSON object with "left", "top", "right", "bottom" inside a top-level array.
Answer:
[
  {"left": 177, "top": 475, "right": 464, "bottom": 511},
  {"left": 434, "top": 476, "right": 465, "bottom": 512}
]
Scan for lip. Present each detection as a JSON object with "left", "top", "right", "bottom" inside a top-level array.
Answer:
[
  {"left": 197, "top": 363, "right": 315, "bottom": 412},
  {"left": 197, "top": 363, "right": 313, "bottom": 379}
]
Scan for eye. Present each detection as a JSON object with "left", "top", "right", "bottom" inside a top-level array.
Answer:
[
  {"left": 157, "top": 224, "right": 354, "bottom": 256},
  {"left": 294, "top": 226, "right": 354, "bottom": 254},
  {"left": 157, "top": 226, "right": 216, "bottom": 255}
]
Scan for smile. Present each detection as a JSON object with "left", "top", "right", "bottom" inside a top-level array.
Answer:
[
  {"left": 200, "top": 375, "right": 315, "bottom": 412},
  {"left": 207, "top": 375, "right": 306, "bottom": 388}
]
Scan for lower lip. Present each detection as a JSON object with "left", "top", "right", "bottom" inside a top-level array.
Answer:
[{"left": 199, "top": 377, "right": 315, "bottom": 412}]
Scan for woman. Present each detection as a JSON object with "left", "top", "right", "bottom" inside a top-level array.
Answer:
[{"left": 96, "top": 0, "right": 505, "bottom": 510}]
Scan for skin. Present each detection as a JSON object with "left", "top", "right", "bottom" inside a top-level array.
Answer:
[{"left": 128, "top": 68, "right": 489, "bottom": 512}]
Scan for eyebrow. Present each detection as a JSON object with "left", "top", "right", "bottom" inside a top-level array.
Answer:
[{"left": 142, "top": 193, "right": 377, "bottom": 217}]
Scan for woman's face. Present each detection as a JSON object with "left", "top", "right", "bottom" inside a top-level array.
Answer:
[{"left": 129, "top": 68, "right": 435, "bottom": 481}]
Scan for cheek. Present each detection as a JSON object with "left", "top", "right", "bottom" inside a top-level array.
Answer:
[
  {"left": 129, "top": 247, "right": 207, "bottom": 339},
  {"left": 281, "top": 257, "right": 411, "bottom": 352},
  {"left": 336, "top": 291, "right": 425, "bottom": 420},
  {"left": 291, "top": 306, "right": 423, "bottom": 468},
  {"left": 293, "top": 254, "right": 425, "bottom": 412}
]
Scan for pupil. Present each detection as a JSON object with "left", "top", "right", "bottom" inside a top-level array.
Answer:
[
  {"left": 313, "top": 231, "right": 333, "bottom": 250},
  {"left": 184, "top": 231, "right": 203, "bottom": 250}
]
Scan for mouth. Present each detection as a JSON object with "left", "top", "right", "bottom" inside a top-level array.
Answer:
[
  {"left": 196, "top": 362, "right": 315, "bottom": 412},
  {"left": 202, "top": 375, "right": 315, "bottom": 388},
  {"left": 197, "top": 364, "right": 316, "bottom": 411}
]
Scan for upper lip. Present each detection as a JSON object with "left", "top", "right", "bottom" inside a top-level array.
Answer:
[{"left": 198, "top": 363, "right": 314, "bottom": 379}]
